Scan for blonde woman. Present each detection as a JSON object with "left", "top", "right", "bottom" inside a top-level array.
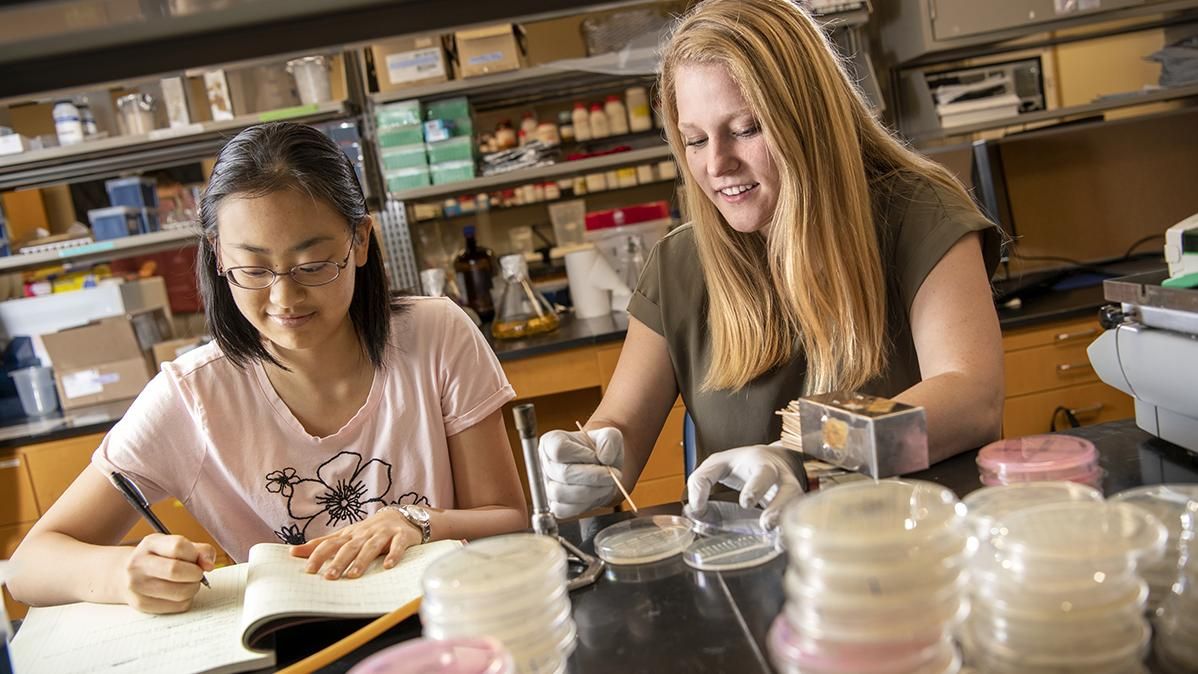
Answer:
[{"left": 540, "top": 0, "right": 1004, "bottom": 525}]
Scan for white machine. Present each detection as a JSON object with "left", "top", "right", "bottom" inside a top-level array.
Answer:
[
  {"left": 1163, "top": 213, "right": 1198, "bottom": 289},
  {"left": 1088, "top": 271, "right": 1198, "bottom": 453}
]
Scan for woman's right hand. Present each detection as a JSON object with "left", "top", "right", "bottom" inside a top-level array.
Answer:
[
  {"left": 540, "top": 427, "right": 625, "bottom": 519},
  {"left": 122, "top": 534, "right": 216, "bottom": 614}
]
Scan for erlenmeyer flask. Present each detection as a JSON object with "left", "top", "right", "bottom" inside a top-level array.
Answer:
[{"left": 492, "top": 254, "right": 560, "bottom": 340}]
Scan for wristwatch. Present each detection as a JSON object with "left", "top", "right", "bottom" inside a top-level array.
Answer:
[{"left": 382, "top": 505, "right": 432, "bottom": 544}]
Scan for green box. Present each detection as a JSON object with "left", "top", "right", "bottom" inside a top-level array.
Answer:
[
  {"left": 380, "top": 144, "right": 429, "bottom": 170},
  {"left": 385, "top": 166, "right": 431, "bottom": 192},
  {"left": 424, "top": 97, "right": 470, "bottom": 122},
  {"left": 375, "top": 99, "right": 422, "bottom": 127},
  {"left": 376, "top": 123, "right": 425, "bottom": 148},
  {"left": 430, "top": 160, "right": 476, "bottom": 185},
  {"left": 426, "top": 136, "right": 474, "bottom": 164}
]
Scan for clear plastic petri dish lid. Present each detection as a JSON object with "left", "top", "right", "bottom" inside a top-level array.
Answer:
[
  {"left": 781, "top": 479, "right": 964, "bottom": 557},
  {"left": 593, "top": 515, "right": 694, "bottom": 565},
  {"left": 347, "top": 637, "right": 514, "bottom": 674},
  {"left": 768, "top": 614, "right": 958, "bottom": 674},
  {"left": 422, "top": 533, "right": 566, "bottom": 601},
  {"left": 421, "top": 582, "right": 569, "bottom": 626},
  {"left": 976, "top": 435, "right": 1098, "bottom": 481},
  {"left": 990, "top": 501, "right": 1168, "bottom": 570},
  {"left": 684, "top": 499, "right": 774, "bottom": 538},
  {"left": 963, "top": 481, "right": 1103, "bottom": 541},
  {"left": 966, "top": 617, "right": 1151, "bottom": 669},
  {"left": 973, "top": 572, "right": 1147, "bottom": 618},
  {"left": 683, "top": 531, "right": 781, "bottom": 571},
  {"left": 1111, "top": 484, "right": 1198, "bottom": 542},
  {"left": 790, "top": 547, "right": 966, "bottom": 596}
]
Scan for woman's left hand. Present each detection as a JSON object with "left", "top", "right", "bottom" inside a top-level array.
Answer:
[{"left": 289, "top": 508, "right": 421, "bottom": 579}]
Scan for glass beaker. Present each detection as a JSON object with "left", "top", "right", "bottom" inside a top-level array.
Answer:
[
  {"left": 116, "top": 93, "right": 156, "bottom": 136},
  {"left": 492, "top": 254, "right": 559, "bottom": 340}
]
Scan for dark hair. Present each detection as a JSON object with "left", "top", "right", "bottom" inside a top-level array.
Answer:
[{"left": 196, "top": 122, "right": 400, "bottom": 370}]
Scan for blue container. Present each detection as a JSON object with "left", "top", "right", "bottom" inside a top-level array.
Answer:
[
  {"left": 0, "top": 203, "right": 9, "bottom": 257},
  {"left": 88, "top": 206, "right": 139, "bottom": 240},
  {"left": 137, "top": 207, "right": 160, "bottom": 234},
  {"left": 105, "top": 176, "right": 158, "bottom": 209}
]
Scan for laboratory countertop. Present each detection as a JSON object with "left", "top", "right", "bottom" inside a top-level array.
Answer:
[{"left": 269, "top": 418, "right": 1197, "bottom": 673}]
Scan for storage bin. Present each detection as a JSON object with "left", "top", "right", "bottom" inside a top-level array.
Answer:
[
  {"left": 88, "top": 206, "right": 140, "bottom": 240},
  {"left": 426, "top": 136, "right": 474, "bottom": 164},
  {"left": 380, "top": 144, "right": 429, "bottom": 170},
  {"left": 385, "top": 167, "right": 431, "bottom": 192},
  {"left": 137, "top": 208, "right": 160, "bottom": 234},
  {"left": 430, "top": 160, "right": 475, "bottom": 185},
  {"left": 105, "top": 176, "right": 158, "bottom": 209},
  {"left": 377, "top": 124, "right": 426, "bottom": 148},
  {"left": 375, "top": 100, "right": 422, "bottom": 127}
]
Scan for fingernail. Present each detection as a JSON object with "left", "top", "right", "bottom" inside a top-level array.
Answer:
[
  {"left": 383, "top": 559, "right": 394, "bottom": 569},
  {"left": 347, "top": 566, "right": 360, "bottom": 577},
  {"left": 326, "top": 569, "right": 339, "bottom": 579}
]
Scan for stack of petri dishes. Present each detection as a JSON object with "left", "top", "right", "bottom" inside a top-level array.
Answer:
[
  {"left": 348, "top": 637, "right": 514, "bottom": 674},
  {"left": 966, "top": 500, "right": 1166, "bottom": 674},
  {"left": 975, "top": 435, "right": 1104, "bottom": 490},
  {"left": 420, "top": 534, "right": 575, "bottom": 674},
  {"left": 1115, "top": 486, "right": 1198, "bottom": 673},
  {"left": 770, "top": 480, "right": 968, "bottom": 674},
  {"left": 1111, "top": 484, "right": 1198, "bottom": 612}
]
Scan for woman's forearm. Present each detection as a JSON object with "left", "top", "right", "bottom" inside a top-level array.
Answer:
[
  {"left": 893, "top": 370, "right": 1004, "bottom": 465},
  {"left": 425, "top": 504, "right": 528, "bottom": 542},
  {"left": 8, "top": 531, "right": 131, "bottom": 607}
]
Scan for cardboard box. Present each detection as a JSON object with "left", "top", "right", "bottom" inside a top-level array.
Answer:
[
  {"left": 521, "top": 16, "right": 588, "bottom": 66},
  {"left": 370, "top": 35, "right": 452, "bottom": 92},
  {"left": 41, "top": 318, "right": 152, "bottom": 410},
  {"left": 152, "top": 337, "right": 204, "bottom": 369},
  {"left": 453, "top": 24, "right": 525, "bottom": 78}
]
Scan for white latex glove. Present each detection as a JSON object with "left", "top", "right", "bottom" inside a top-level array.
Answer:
[
  {"left": 540, "top": 426, "right": 626, "bottom": 519},
  {"left": 687, "top": 443, "right": 806, "bottom": 530}
]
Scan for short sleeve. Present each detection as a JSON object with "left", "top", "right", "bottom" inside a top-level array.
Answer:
[
  {"left": 894, "top": 180, "right": 1003, "bottom": 313},
  {"left": 91, "top": 369, "right": 208, "bottom": 505},
  {"left": 435, "top": 300, "right": 516, "bottom": 436},
  {"left": 627, "top": 236, "right": 666, "bottom": 336}
]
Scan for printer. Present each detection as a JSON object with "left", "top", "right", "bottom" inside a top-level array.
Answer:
[{"left": 1088, "top": 270, "right": 1198, "bottom": 453}]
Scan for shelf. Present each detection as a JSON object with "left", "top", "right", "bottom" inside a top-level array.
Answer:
[
  {"left": 414, "top": 174, "right": 677, "bottom": 223},
  {"left": 913, "top": 83, "right": 1198, "bottom": 142},
  {"left": 0, "top": 100, "right": 352, "bottom": 191},
  {"left": 389, "top": 144, "right": 673, "bottom": 202},
  {"left": 0, "top": 227, "right": 199, "bottom": 274}
]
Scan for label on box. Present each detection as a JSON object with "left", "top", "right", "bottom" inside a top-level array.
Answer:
[
  {"left": 62, "top": 370, "right": 104, "bottom": 399},
  {"left": 468, "top": 51, "right": 505, "bottom": 66},
  {"left": 386, "top": 48, "right": 446, "bottom": 84}
]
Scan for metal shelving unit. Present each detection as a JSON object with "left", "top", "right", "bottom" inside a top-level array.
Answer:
[
  {"left": 0, "top": 100, "right": 352, "bottom": 191},
  {"left": 390, "top": 144, "right": 672, "bottom": 202},
  {"left": 0, "top": 228, "right": 199, "bottom": 274}
]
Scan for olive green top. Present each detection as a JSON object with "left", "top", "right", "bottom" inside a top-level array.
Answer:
[{"left": 628, "top": 173, "right": 1002, "bottom": 462}]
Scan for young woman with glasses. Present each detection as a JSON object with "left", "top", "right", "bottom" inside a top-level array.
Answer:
[{"left": 9, "top": 123, "right": 527, "bottom": 614}]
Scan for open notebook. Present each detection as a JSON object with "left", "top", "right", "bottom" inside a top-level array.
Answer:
[{"left": 10, "top": 539, "right": 462, "bottom": 674}]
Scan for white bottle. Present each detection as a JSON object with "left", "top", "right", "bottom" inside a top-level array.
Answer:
[
  {"left": 604, "top": 95, "right": 629, "bottom": 136},
  {"left": 53, "top": 100, "right": 85, "bottom": 146},
  {"left": 77, "top": 100, "right": 98, "bottom": 137},
  {"left": 626, "top": 87, "right": 652, "bottom": 133},
  {"left": 589, "top": 103, "right": 610, "bottom": 139},
  {"left": 571, "top": 102, "right": 592, "bottom": 141}
]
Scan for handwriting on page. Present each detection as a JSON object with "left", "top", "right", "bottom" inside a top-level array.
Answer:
[{"left": 11, "top": 566, "right": 273, "bottom": 674}]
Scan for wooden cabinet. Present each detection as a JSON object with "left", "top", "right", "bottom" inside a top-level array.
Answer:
[{"left": 1002, "top": 316, "right": 1133, "bottom": 437}]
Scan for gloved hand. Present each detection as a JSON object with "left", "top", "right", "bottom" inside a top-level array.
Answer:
[
  {"left": 540, "top": 426, "right": 626, "bottom": 519},
  {"left": 687, "top": 443, "right": 807, "bottom": 530}
]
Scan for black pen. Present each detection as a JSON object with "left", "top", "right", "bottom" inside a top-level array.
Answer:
[{"left": 110, "top": 471, "right": 210, "bottom": 588}]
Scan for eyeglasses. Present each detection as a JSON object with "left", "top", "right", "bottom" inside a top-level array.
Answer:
[{"left": 219, "top": 239, "right": 354, "bottom": 290}]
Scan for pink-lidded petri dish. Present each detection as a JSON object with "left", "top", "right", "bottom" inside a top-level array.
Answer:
[
  {"left": 976, "top": 435, "right": 1100, "bottom": 484},
  {"left": 348, "top": 637, "right": 514, "bottom": 674},
  {"left": 767, "top": 613, "right": 959, "bottom": 674}
]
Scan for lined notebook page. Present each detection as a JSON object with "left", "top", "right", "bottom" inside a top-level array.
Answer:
[
  {"left": 10, "top": 564, "right": 274, "bottom": 674},
  {"left": 240, "top": 539, "right": 462, "bottom": 647}
]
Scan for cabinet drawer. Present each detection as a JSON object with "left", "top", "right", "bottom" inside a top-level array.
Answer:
[
  {"left": 1002, "top": 317, "right": 1102, "bottom": 352},
  {"left": 642, "top": 405, "right": 686, "bottom": 482},
  {"left": 0, "top": 452, "right": 40, "bottom": 526},
  {"left": 1003, "top": 382, "right": 1135, "bottom": 438},
  {"left": 2, "top": 520, "right": 35, "bottom": 620},
  {"left": 625, "top": 475, "right": 683, "bottom": 510},
  {"left": 1004, "top": 340, "right": 1099, "bottom": 397},
  {"left": 21, "top": 432, "right": 107, "bottom": 512}
]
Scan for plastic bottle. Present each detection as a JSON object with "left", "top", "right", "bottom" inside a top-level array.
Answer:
[
  {"left": 589, "top": 103, "right": 610, "bottom": 139},
  {"left": 77, "top": 100, "right": 98, "bottom": 137},
  {"left": 519, "top": 112, "right": 538, "bottom": 139},
  {"left": 53, "top": 100, "right": 85, "bottom": 146},
  {"left": 557, "top": 110, "right": 575, "bottom": 143},
  {"left": 626, "top": 87, "right": 652, "bottom": 133},
  {"left": 454, "top": 225, "right": 496, "bottom": 323},
  {"left": 605, "top": 95, "right": 629, "bottom": 136},
  {"left": 495, "top": 120, "right": 517, "bottom": 150},
  {"left": 572, "top": 102, "right": 592, "bottom": 141}
]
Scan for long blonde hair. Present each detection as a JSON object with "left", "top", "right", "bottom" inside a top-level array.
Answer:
[{"left": 660, "top": 0, "right": 977, "bottom": 394}]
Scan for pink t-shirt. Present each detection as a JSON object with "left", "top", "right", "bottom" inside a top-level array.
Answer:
[{"left": 92, "top": 297, "right": 515, "bottom": 562}]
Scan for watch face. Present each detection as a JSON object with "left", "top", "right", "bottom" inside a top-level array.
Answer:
[{"left": 403, "top": 506, "right": 430, "bottom": 523}]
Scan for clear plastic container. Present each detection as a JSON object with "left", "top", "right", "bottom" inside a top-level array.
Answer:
[
  {"left": 976, "top": 435, "right": 1099, "bottom": 483},
  {"left": 684, "top": 500, "right": 772, "bottom": 537},
  {"left": 963, "top": 482, "right": 1103, "bottom": 542},
  {"left": 966, "top": 618, "right": 1150, "bottom": 671},
  {"left": 287, "top": 56, "right": 332, "bottom": 104},
  {"left": 973, "top": 572, "right": 1147, "bottom": 618},
  {"left": 783, "top": 585, "right": 966, "bottom": 645},
  {"left": 768, "top": 614, "right": 961, "bottom": 674},
  {"left": 790, "top": 548, "right": 967, "bottom": 596},
  {"left": 989, "top": 501, "right": 1168, "bottom": 572},
  {"left": 1111, "top": 484, "right": 1198, "bottom": 607},
  {"left": 683, "top": 532, "right": 781, "bottom": 571},
  {"left": 421, "top": 533, "right": 566, "bottom": 602},
  {"left": 347, "top": 637, "right": 514, "bottom": 674},
  {"left": 9, "top": 366, "right": 59, "bottom": 417},
  {"left": 594, "top": 516, "right": 694, "bottom": 565}
]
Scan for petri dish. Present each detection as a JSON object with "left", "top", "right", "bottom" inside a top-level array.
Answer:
[
  {"left": 976, "top": 435, "right": 1098, "bottom": 482},
  {"left": 768, "top": 614, "right": 957, "bottom": 674},
  {"left": 963, "top": 482, "right": 1103, "bottom": 541},
  {"left": 593, "top": 515, "right": 694, "bottom": 565},
  {"left": 683, "top": 531, "right": 781, "bottom": 571},
  {"left": 684, "top": 500, "right": 773, "bottom": 537},
  {"left": 422, "top": 533, "right": 566, "bottom": 603},
  {"left": 347, "top": 637, "right": 514, "bottom": 674},
  {"left": 990, "top": 501, "right": 1168, "bottom": 571}
]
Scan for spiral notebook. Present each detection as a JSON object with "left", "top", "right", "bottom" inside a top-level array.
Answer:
[{"left": 10, "top": 539, "right": 462, "bottom": 674}]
